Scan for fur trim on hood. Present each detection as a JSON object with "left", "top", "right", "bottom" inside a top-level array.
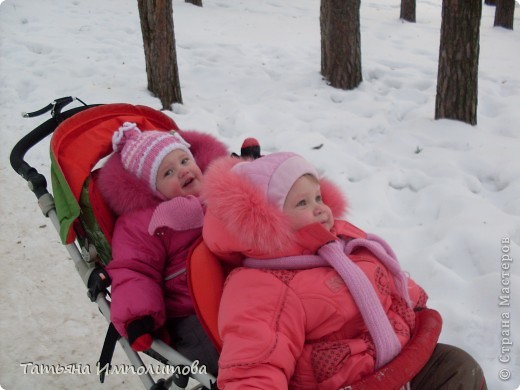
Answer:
[
  {"left": 98, "top": 130, "right": 228, "bottom": 216},
  {"left": 202, "top": 156, "right": 348, "bottom": 259}
]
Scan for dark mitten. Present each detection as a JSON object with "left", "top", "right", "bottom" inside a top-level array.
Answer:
[
  {"left": 127, "top": 316, "right": 154, "bottom": 351},
  {"left": 240, "top": 138, "right": 262, "bottom": 159}
]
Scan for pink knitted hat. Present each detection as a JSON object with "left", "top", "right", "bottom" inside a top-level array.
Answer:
[
  {"left": 232, "top": 152, "right": 319, "bottom": 210},
  {"left": 112, "top": 122, "right": 193, "bottom": 193}
]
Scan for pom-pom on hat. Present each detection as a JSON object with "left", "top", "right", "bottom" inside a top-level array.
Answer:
[
  {"left": 112, "top": 122, "right": 193, "bottom": 193},
  {"left": 232, "top": 152, "right": 319, "bottom": 210}
]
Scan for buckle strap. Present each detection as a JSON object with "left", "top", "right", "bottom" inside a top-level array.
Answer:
[{"left": 97, "top": 323, "right": 120, "bottom": 383}]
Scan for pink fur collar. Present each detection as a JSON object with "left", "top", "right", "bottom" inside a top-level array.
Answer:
[
  {"left": 202, "top": 156, "right": 348, "bottom": 258},
  {"left": 98, "top": 154, "right": 160, "bottom": 216}
]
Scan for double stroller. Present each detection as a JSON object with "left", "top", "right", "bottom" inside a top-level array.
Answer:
[{"left": 10, "top": 98, "right": 441, "bottom": 390}]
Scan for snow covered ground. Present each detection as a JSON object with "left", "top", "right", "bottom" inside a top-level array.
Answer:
[{"left": 1, "top": 0, "right": 519, "bottom": 389}]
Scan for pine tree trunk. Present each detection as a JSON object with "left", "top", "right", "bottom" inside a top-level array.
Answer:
[
  {"left": 320, "top": 0, "right": 362, "bottom": 90},
  {"left": 137, "top": 0, "right": 183, "bottom": 109},
  {"left": 400, "top": 0, "right": 416, "bottom": 22},
  {"left": 494, "top": 0, "right": 515, "bottom": 29},
  {"left": 435, "top": 0, "right": 482, "bottom": 125}
]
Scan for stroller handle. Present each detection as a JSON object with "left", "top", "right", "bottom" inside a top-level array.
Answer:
[
  {"left": 10, "top": 100, "right": 95, "bottom": 199},
  {"left": 10, "top": 118, "right": 56, "bottom": 198}
]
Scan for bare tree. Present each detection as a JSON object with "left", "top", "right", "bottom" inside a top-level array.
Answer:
[
  {"left": 494, "top": 0, "right": 515, "bottom": 29},
  {"left": 435, "top": 0, "right": 482, "bottom": 125},
  {"left": 400, "top": 0, "right": 416, "bottom": 22},
  {"left": 320, "top": 0, "right": 362, "bottom": 90},
  {"left": 137, "top": 0, "right": 183, "bottom": 109},
  {"left": 185, "top": 0, "right": 203, "bottom": 6}
]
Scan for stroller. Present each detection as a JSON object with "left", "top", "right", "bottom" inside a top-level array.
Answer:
[
  {"left": 11, "top": 97, "right": 443, "bottom": 390},
  {"left": 9, "top": 97, "right": 223, "bottom": 390}
]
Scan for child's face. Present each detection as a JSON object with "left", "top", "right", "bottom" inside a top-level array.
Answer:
[
  {"left": 155, "top": 149, "right": 203, "bottom": 199},
  {"left": 282, "top": 175, "right": 333, "bottom": 232}
]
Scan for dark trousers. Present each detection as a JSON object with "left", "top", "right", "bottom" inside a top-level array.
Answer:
[
  {"left": 411, "top": 344, "right": 487, "bottom": 390},
  {"left": 167, "top": 315, "right": 220, "bottom": 376}
]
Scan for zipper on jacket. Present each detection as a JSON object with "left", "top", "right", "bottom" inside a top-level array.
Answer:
[{"left": 164, "top": 268, "right": 186, "bottom": 281}]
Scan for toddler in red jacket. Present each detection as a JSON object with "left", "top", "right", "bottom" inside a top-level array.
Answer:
[
  {"left": 98, "top": 122, "right": 227, "bottom": 375},
  {"left": 202, "top": 151, "right": 487, "bottom": 389}
]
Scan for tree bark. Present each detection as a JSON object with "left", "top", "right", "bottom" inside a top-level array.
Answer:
[
  {"left": 320, "top": 0, "right": 362, "bottom": 90},
  {"left": 494, "top": 0, "right": 515, "bottom": 29},
  {"left": 137, "top": 0, "right": 183, "bottom": 109},
  {"left": 400, "top": 0, "right": 416, "bottom": 22},
  {"left": 435, "top": 0, "right": 482, "bottom": 125}
]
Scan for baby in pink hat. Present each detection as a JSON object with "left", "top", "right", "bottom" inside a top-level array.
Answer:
[
  {"left": 202, "top": 152, "right": 487, "bottom": 389},
  {"left": 98, "top": 122, "right": 228, "bottom": 374}
]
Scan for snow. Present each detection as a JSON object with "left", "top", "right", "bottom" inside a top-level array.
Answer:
[{"left": 1, "top": 0, "right": 519, "bottom": 389}]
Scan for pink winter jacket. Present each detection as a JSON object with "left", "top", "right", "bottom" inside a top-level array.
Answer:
[
  {"left": 107, "top": 205, "right": 202, "bottom": 338},
  {"left": 215, "top": 223, "right": 428, "bottom": 389},
  {"left": 201, "top": 157, "right": 429, "bottom": 389},
  {"left": 98, "top": 130, "right": 228, "bottom": 338}
]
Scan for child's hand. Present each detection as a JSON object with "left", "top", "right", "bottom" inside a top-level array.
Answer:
[
  {"left": 149, "top": 195, "right": 205, "bottom": 234},
  {"left": 130, "top": 333, "right": 154, "bottom": 352},
  {"left": 127, "top": 316, "right": 154, "bottom": 351},
  {"left": 126, "top": 316, "right": 172, "bottom": 352}
]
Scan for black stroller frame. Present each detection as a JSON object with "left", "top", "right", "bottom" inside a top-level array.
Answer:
[{"left": 9, "top": 97, "right": 217, "bottom": 390}]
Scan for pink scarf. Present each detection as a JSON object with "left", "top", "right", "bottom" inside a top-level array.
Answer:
[{"left": 243, "top": 234, "right": 411, "bottom": 369}]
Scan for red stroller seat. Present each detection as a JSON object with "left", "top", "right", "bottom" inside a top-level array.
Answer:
[{"left": 187, "top": 239, "right": 225, "bottom": 352}]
